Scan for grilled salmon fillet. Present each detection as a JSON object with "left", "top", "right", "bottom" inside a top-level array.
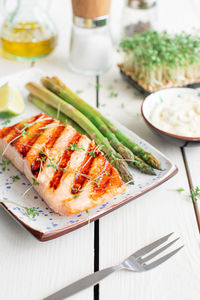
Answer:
[{"left": 0, "top": 113, "right": 126, "bottom": 215}]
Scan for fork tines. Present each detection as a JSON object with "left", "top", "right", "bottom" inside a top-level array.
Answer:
[{"left": 132, "top": 232, "right": 183, "bottom": 271}]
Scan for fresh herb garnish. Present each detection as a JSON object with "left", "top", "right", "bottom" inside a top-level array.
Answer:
[
  {"left": 25, "top": 207, "right": 39, "bottom": 218},
  {"left": 96, "top": 83, "right": 101, "bottom": 89},
  {"left": 0, "top": 199, "right": 39, "bottom": 218},
  {"left": 105, "top": 170, "right": 110, "bottom": 176},
  {"left": 0, "top": 158, "right": 11, "bottom": 171},
  {"left": 32, "top": 177, "right": 39, "bottom": 186},
  {"left": 76, "top": 90, "right": 83, "bottom": 94},
  {"left": 11, "top": 175, "right": 20, "bottom": 182},
  {"left": 109, "top": 91, "right": 118, "bottom": 98},
  {"left": 120, "top": 30, "right": 200, "bottom": 89},
  {"left": 191, "top": 186, "right": 200, "bottom": 202},
  {"left": 1, "top": 119, "right": 11, "bottom": 127},
  {"left": 47, "top": 157, "right": 59, "bottom": 172},
  {"left": 177, "top": 187, "right": 185, "bottom": 192},
  {"left": 89, "top": 150, "right": 98, "bottom": 157}
]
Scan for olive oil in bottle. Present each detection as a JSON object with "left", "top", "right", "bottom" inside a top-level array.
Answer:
[{"left": 0, "top": 0, "right": 57, "bottom": 61}]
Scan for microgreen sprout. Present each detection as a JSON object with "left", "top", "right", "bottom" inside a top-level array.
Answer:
[
  {"left": 191, "top": 186, "right": 200, "bottom": 202},
  {"left": 0, "top": 158, "right": 11, "bottom": 171},
  {"left": 1, "top": 119, "right": 11, "bottom": 127},
  {"left": 0, "top": 199, "right": 39, "bottom": 218},
  {"left": 120, "top": 30, "right": 200, "bottom": 91},
  {"left": 96, "top": 83, "right": 101, "bottom": 90},
  {"left": 76, "top": 90, "right": 83, "bottom": 94},
  {"left": 11, "top": 175, "right": 20, "bottom": 182},
  {"left": 109, "top": 91, "right": 118, "bottom": 98},
  {"left": 69, "top": 143, "right": 85, "bottom": 151}
]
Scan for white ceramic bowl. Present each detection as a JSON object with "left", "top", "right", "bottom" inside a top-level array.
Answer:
[{"left": 141, "top": 88, "right": 200, "bottom": 146}]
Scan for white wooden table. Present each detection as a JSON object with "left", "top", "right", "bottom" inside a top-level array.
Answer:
[{"left": 1, "top": 0, "right": 200, "bottom": 299}]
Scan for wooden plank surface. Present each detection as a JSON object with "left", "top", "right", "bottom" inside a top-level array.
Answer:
[
  {"left": 0, "top": 0, "right": 200, "bottom": 299},
  {"left": 0, "top": 1, "right": 95, "bottom": 300},
  {"left": 98, "top": 63, "right": 200, "bottom": 299}
]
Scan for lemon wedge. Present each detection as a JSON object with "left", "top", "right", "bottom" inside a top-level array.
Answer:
[{"left": 0, "top": 83, "right": 25, "bottom": 117}]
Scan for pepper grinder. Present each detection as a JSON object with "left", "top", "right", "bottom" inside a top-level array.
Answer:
[
  {"left": 68, "top": 0, "right": 113, "bottom": 76},
  {"left": 122, "top": 0, "right": 157, "bottom": 36}
]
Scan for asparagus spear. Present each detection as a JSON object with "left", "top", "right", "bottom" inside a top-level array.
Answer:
[
  {"left": 40, "top": 79, "right": 134, "bottom": 163},
  {"left": 26, "top": 82, "right": 133, "bottom": 184},
  {"left": 41, "top": 76, "right": 161, "bottom": 170},
  {"left": 29, "top": 94, "right": 85, "bottom": 134},
  {"left": 30, "top": 94, "right": 154, "bottom": 175}
]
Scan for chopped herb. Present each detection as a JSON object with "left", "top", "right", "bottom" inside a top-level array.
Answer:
[
  {"left": 191, "top": 186, "right": 200, "bottom": 202},
  {"left": 109, "top": 91, "right": 118, "bottom": 98},
  {"left": 25, "top": 207, "right": 39, "bottom": 218},
  {"left": 105, "top": 170, "right": 110, "bottom": 176},
  {"left": 121, "top": 103, "right": 125, "bottom": 109},
  {"left": 35, "top": 156, "right": 46, "bottom": 163},
  {"left": 1, "top": 119, "right": 11, "bottom": 127},
  {"left": 21, "top": 130, "right": 33, "bottom": 138},
  {"left": 89, "top": 150, "right": 97, "bottom": 157},
  {"left": 47, "top": 158, "right": 59, "bottom": 172},
  {"left": 11, "top": 175, "right": 20, "bottom": 182},
  {"left": 69, "top": 143, "right": 79, "bottom": 151},
  {"left": 94, "top": 179, "right": 100, "bottom": 187},
  {"left": 23, "top": 123, "right": 30, "bottom": 130},
  {"left": 76, "top": 90, "right": 83, "bottom": 94},
  {"left": 85, "top": 209, "right": 89, "bottom": 213},
  {"left": 136, "top": 113, "right": 141, "bottom": 119},
  {"left": 0, "top": 199, "right": 39, "bottom": 218},
  {"left": 72, "top": 187, "right": 83, "bottom": 193},
  {"left": 36, "top": 132, "right": 42, "bottom": 136},
  {"left": 73, "top": 195, "right": 80, "bottom": 199},
  {"left": 69, "top": 143, "right": 85, "bottom": 151},
  {"left": 177, "top": 187, "right": 185, "bottom": 192},
  {"left": 96, "top": 83, "right": 101, "bottom": 89},
  {"left": 0, "top": 158, "right": 11, "bottom": 171},
  {"left": 32, "top": 177, "right": 39, "bottom": 186}
]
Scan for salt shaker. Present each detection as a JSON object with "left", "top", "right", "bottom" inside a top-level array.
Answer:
[
  {"left": 68, "top": 0, "right": 113, "bottom": 76},
  {"left": 122, "top": 0, "right": 157, "bottom": 36}
]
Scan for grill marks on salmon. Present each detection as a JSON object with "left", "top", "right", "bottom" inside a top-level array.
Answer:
[
  {"left": 13, "top": 116, "right": 53, "bottom": 158},
  {"left": 0, "top": 114, "right": 126, "bottom": 216},
  {"left": 49, "top": 132, "right": 82, "bottom": 190},
  {"left": 72, "top": 142, "right": 100, "bottom": 194}
]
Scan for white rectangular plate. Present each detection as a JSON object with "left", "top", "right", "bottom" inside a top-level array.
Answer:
[{"left": 0, "top": 69, "right": 177, "bottom": 241}]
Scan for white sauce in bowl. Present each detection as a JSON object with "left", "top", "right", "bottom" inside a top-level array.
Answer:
[{"left": 150, "top": 95, "right": 200, "bottom": 137}]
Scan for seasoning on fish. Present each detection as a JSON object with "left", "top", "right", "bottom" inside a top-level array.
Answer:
[{"left": 0, "top": 114, "right": 126, "bottom": 215}]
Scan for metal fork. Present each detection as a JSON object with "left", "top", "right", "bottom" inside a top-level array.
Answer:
[{"left": 44, "top": 232, "right": 183, "bottom": 300}]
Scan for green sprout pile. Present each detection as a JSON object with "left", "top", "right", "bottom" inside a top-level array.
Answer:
[{"left": 120, "top": 30, "right": 200, "bottom": 91}]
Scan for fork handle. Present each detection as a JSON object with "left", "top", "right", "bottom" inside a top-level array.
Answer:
[{"left": 44, "top": 265, "right": 122, "bottom": 300}]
